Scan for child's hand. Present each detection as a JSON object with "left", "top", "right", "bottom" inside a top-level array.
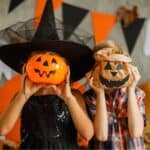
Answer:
[
  {"left": 86, "top": 71, "right": 104, "bottom": 95},
  {"left": 129, "top": 65, "right": 141, "bottom": 88},
  {"left": 46, "top": 67, "right": 74, "bottom": 102},
  {"left": 21, "top": 74, "right": 43, "bottom": 99},
  {"left": 61, "top": 68, "right": 74, "bottom": 100}
]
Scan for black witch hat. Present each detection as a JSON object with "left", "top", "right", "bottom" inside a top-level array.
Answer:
[
  {"left": 0, "top": 40, "right": 94, "bottom": 82},
  {"left": 0, "top": 0, "right": 95, "bottom": 82}
]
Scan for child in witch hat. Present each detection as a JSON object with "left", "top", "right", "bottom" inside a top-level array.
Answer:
[{"left": 0, "top": 40, "right": 94, "bottom": 149}]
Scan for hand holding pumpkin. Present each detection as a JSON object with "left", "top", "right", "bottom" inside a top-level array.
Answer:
[
  {"left": 46, "top": 68, "right": 74, "bottom": 102},
  {"left": 21, "top": 52, "right": 70, "bottom": 99},
  {"left": 128, "top": 65, "right": 141, "bottom": 88},
  {"left": 21, "top": 68, "right": 73, "bottom": 102},
  {"left": 21, "top": 74, "right": 44, "bottom": 100},
  {"left": 86, "top": 70, "right": 104, "bottom": 95},
  {"left": 60, "top": 68, "right": 74, "bottom": 101}
]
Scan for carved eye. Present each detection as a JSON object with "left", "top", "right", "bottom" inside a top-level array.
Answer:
[
  {"left": 36, "top": 57, "right": 41, "bottom": 62},
  {"left": 104, "top": 62, "right": 112, "bottom": 70},
  {"left": 116, "top": 64, "right": 123, "bottom": 70},
  {"left": 52, "top": 58, "right": 57, "bottom": 64}
]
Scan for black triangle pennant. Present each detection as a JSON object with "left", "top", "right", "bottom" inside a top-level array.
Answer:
[
  {"left": 62, "top": 3, "right": 88, "bottom": 39},
  {"left": 121, "top": 18, "right": 145, "bottom": 54},
  {"left": 32, "top": 0, "right": 59, "bottom": 41},
  {"left": 8, "top": 0, "right": 25, "bottom": 13}
]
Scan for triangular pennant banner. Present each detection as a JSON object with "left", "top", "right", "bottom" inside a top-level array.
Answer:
[
  {"left": 0, "top": 74, "right": 22, "bottom": 142},
  {"left": 34, "top": 0, "right": 47, "bottom": 28},
  {"left": 8, "top": 0, "right": 25, "bottom": 13},
  {"left": 34, "top": 0, "right": 63, "bottom": 28},
  {"left": 52, "top": 0, "right": 63, "bottom": 11},
  {"left": 121, "top": 18, "right": 145, "bottom": 54},
  {"left": 91, "top": 11, "right": 116, "bottom": 45},
  {"left": 32, "top": 0, "right": 59, "bottom": 41},
  {"left": 62, "top": 3, "right": 88, "bottom": 39}
]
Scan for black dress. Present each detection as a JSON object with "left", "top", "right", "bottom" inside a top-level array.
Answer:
[{"left": 20, "top": 95, "right": 80, "bottom": 149}]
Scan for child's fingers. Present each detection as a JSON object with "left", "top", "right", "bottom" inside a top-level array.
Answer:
[
  {"left": 129, "top": 65, "right": 141, "bottom": 82},
  {"left": 63, "top": 66, "right": 70, "bottom": 86},
  {"left": 66, "top": 66, "right": 70, "bottom": 84},
  {"left": 88, "top": 77, "right": 95, "bottom": 88},
  {"left": 85, "top": 71, "right": 93, "bottom": 79},
  {"left": 21, "top": 73, "right": 28, "bottom": 90},
  {"left": 133, "top": 67, "right": 141, "bottom": 81}
]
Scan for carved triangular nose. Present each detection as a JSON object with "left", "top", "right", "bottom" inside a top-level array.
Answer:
[
  {"left": 43, "top": 60, "right": 48, "bottom": 66},
  {"left": 111, "top": 71, "right": 117, "bottom": 76}
]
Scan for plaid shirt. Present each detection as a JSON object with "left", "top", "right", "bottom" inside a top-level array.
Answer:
[{"left": 72, "top": 77, "right": 146, "bottom": 150}]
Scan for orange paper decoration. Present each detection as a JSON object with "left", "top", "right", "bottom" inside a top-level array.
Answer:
[
  {"left": 0, "top": 74, "right": 22, "bottom": 142},
  {"left": 91, "top": 11, "right": 116, "bottom": 45}
]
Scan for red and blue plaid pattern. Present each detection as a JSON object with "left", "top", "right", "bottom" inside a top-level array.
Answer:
[
  {"left": 72, "top": 77, "right": 146, "bottom": 150},
  {"left": 84, "top": 87, "right": 146, "bottom": 150}
]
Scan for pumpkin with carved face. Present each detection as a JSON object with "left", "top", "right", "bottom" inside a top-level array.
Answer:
[
  {"left": 92, "top": 47, "right": 134, "bottom": 89},
  {"left": 93, "top": 61, "right": 134, "bottom": 89},
  {"left": 26, "top": 52, "right": 68, "bottom": 85}
]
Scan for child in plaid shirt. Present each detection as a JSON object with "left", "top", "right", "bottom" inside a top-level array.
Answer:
[
  {"left": 84, "top": 85, "right": 146, "bottom": 150},
  {"left": 80, "top": 41, "right": 146, "bottom": 150}
]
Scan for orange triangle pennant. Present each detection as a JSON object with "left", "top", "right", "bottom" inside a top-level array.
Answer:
[
  {"left": 34, "top": 0, "right": 47, "bottom": 27},
  {"left": 91, "top": 11, "right": 116, "bottom": 45},
  {"left": 52, "top": 0, "right": 63, "bottom": 10},
  {"left": 0, "top": 74, "right": 22, "bottom": 142}
]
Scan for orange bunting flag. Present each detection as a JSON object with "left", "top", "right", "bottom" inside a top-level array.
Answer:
[
  {"left": 91, "top": 11, "right": 116, "bottom": 45},
  {"left": 34, "top": 0, "right": 47, "bottom": 27},
  {"left": 52, "top": 0, "right": 63, "bottom": 10},
  {"left": 0, "top": 74, "right": 22, "bottom": 142}
]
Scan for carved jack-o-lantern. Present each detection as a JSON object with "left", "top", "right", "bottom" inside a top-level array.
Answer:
[
  {"left": 93, "top": 47, "right": 134, "bottom": 89},
  {"left": 26, "top": 53, "right": 68, "bottom": 84},
  {"left": 93, "top": 61, "right": 133, "bottom": 89}
]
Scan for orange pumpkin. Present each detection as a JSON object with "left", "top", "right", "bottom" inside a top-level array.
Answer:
[
  {"left": 26, "top": 52, "right": 68, "bottom": 84},
  {"left": 92, "top": 47, "right": 134, "bottom": 89},
  {"left": 93, "top": 61, "right": 134, "bottom": 89}
]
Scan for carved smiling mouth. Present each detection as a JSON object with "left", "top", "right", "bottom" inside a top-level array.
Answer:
[
  {"left": 99, "top": 75, "right": 129, "bottom": 88},
  {"left": 34, "top": 69, "right": 56, "bottom": 78}
]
